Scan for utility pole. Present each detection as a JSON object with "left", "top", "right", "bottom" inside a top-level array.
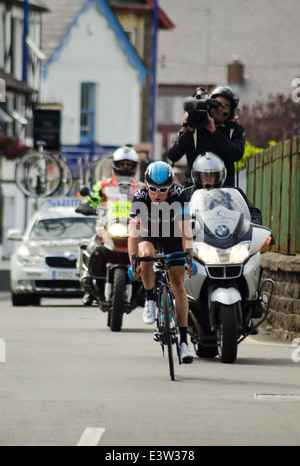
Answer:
[
  {"left": 150, "top": 0, "right": 159, "bottom": 155},
  {"left": 22, "top": 0, "right": 29, "bottom": 83}
]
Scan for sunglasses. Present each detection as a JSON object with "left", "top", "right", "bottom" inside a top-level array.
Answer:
[
  {"left": 147, "top": 183, "right": 171, "bottom": 194},
  {"left": 218, "top": 102, "right": 231, "bottom": 111}
]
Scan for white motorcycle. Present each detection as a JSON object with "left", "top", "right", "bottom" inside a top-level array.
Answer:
[{"left": 186, "top": 187, "right": 275, "bottom": 363}]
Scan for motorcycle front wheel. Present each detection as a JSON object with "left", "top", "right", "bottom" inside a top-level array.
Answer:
[
  {"left": 217, "top": 303, "right": 239, "bottom": 364},
  {"left": 110, "top": 268, "right": 126, "bottom": 332}
]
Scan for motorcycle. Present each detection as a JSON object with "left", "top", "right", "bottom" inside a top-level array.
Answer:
[
  {"left": 77, "top": 176, "right": 144, "bottom": 332},
  {"left": 186, "top": 187, "right": 275, "bottom": 363}
]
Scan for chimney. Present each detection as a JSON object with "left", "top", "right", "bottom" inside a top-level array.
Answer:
[{"left": 227, "top": 60, "right": 244, "bottom": 85}]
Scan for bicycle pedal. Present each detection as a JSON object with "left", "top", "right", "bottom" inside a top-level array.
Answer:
[{"left": 153, "top": 332, "right": 160, "bottom": 343}]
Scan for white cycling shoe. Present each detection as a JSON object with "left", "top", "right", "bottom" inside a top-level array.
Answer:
[
  {"left": 180, "top": 343, "right": 194, "bottom": 364},
  {"left": 143, "top": 300, "right": 156, "bottom": 325}
]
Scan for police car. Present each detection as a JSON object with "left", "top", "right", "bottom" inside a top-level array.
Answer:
[{"left": 7, "top": 207, "right": 96, "bottom": 306}]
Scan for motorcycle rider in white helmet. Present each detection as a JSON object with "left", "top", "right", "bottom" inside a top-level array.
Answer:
[{"left": 77, "top": 145, "right": 140, "bottom": 305}]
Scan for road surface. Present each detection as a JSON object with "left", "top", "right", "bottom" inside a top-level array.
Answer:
[{"left": 0, "top": 295, "right": 299, "bottom": 446}]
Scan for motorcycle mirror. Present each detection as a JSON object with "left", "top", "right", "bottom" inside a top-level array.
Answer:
[{"left": 79, "top": 186, "right": 91, "bottom": 197}]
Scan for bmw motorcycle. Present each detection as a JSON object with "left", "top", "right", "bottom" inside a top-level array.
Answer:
[
  {"left": 186, "top": 187, "right": 275, "bottom": 363},
  {"left": 76, "top": 177, "right": 144, "bottom": 332}
]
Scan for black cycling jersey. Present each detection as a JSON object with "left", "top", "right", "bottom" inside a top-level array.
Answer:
[
  {"left": 129, "top": 183, "right": 190, "bottom": 239},
  {"left": 129, "top": 183, "right": 190, "bottom": 267}
]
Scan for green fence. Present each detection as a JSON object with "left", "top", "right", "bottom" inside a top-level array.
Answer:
[{"left": 246, "top": 136, "right": 300, "bottom": 254}]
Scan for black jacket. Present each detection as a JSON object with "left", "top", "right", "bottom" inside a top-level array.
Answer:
[{"left": 168, "top": 122, "right": 245, "bottom": 187}]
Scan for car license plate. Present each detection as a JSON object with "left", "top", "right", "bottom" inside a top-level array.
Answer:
[{"left": 52, "top": 271, "right": 77, "bottom": 280}]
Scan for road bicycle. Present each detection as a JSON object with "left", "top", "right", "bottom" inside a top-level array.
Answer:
[{"left": 131, "top": 249, "right": 192, "bottom": 381}]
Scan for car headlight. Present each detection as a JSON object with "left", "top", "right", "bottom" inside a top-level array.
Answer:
[
  {"left": 108, "top": 223, "right": 128, "bottom": 237},
  {"left": 196, "top": 241, "right": 251, "bottom": 264},
  {"left": 17, "top": 255, "right": 43, "bottom": 267}
]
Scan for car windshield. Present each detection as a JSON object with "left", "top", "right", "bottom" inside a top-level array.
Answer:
[{"left": 30, "top": 217, "right": 96, "bottom": 239}]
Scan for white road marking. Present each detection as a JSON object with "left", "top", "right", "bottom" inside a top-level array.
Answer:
[
  {"left": 255, "top": 394, "right": 300, "bottom": 401},
  {"left": 246, "top": 336, "right": 288, "bottom": 347},
  {"left": 76, "top": 427, "right": 106, "bottom": 446}
]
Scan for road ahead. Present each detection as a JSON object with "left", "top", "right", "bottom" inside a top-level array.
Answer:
[{"left": 0, "top": 295, "right": 299, "bottom": 447}]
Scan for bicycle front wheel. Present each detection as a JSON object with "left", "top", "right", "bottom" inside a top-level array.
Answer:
[{"left": 163, "top": 286, "right": 175, "bottom": 381}]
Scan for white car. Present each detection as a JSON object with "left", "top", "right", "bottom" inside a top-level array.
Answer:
[{"left": 7, "top": 208, "right": 96, "bottom": 306}]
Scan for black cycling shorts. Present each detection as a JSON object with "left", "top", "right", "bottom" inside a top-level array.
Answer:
[{"left": 138, "top": 236, "right": 185, "bottom": 268}]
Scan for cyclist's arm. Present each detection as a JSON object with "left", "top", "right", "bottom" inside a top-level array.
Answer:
[
  {"left": 128, "top": 222, "right": 140, "bottom": 265},
  {"left": 180, "top": 219, "right": 193, "bottom": 252}
]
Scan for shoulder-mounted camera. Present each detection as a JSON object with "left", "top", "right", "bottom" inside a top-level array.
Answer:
[{"left": 183, "top": 88, "right": 221, "bottom": 129}]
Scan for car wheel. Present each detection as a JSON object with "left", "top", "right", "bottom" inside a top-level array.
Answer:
[{"left": 12, "top": 293, "right": 30, "bottom": 306}]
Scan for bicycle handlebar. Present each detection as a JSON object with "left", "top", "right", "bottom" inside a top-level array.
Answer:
[{"left": 132, "top": 250, "right": 192, "bottom": 274}]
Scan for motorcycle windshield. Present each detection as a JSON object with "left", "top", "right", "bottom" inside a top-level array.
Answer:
[{"left": 190, "top": 188, "right": 252, "bottom": 247}]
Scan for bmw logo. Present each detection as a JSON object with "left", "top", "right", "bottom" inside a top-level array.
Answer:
[{"left": 215, "top": 225, "right": 230, "bottom": 238}]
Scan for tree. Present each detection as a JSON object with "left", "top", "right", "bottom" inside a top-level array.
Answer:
[{"left": 239, "top": 93, "right": 300, "bottom": 148}]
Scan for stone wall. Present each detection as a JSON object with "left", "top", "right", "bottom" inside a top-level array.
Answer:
[{"left": 261, "top": 252, "right": 300, "bottom": 341}]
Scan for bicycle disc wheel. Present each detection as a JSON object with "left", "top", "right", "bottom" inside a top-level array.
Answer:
[{"left": 163, "top": 286, "right": 175, "bottom": 381}]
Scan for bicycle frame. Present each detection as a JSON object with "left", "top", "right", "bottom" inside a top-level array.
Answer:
[{"left": 132, "top": 250, "right": 192, "bottom": 381}]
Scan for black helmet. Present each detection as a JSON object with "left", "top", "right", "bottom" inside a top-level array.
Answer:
[
  {"left": 112, "top": 146, "right": 139, "bottom": 176},
  {"left": 191, "top": 153, "right": 227, "bottom": 189},
  {"left": 145, "top": 161, "right": 174, "bottom": 186},
  {"left": 209, "top": 86, "right": 239, "bottom": 118}
]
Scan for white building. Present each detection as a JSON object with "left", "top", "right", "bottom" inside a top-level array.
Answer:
[{"left": 40, "top": 0, "right": 147, "bottom": 148}]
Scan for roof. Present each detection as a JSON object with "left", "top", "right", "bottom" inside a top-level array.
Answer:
[
  {"left": 157, "top": 0, "right": 300, "bottom": 105},
  {"left": 12, "top": 0, "right": 50, "bottom": 12},
  {"left": 0, "top": 68, "right": 36, "bottom": 95},
  {"left": 41, "top": 0, "right": 147, "bottom": 85},
  {"left": 109, "top": 0, "right": 174, "bottom": 29},
  {"left": 41, "top": 0, "right": 86, "bottom": 61},
  {"left": 34, "top": 207, "right": 94, "bottom": 220}
]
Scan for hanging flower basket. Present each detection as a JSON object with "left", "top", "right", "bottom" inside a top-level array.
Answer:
[{"left": 0, "top": 136, "right": 31, "bottom": 161}]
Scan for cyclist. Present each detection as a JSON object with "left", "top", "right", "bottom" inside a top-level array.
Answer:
[{"left": 128, "top": 161, "right": 195, "bottom": 364}]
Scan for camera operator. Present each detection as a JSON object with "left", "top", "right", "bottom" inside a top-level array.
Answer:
[{"left": 167, "top": 86, "right": 245, "bottom": 188}]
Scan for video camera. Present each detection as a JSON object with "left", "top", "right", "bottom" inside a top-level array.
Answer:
[{"left": 183, "top": 88, "right": 222, "bottom": 129}]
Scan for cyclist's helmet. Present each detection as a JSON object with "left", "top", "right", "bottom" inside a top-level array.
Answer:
[
  {"left": 209, "top": 86, "right": 240, "bottom": 119},
  {"left": 112, "top": 146, "right": 139, "bottom": 176},
  {"left": 191, "top": 153, "right": 227, "bottom": 189},
  {"left": 145, "top": 161, "right": 174, "bottom": 186}
]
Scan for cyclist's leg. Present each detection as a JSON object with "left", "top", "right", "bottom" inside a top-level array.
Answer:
[
  {"left": 138, "top": 240, "right": 156, "bottom": 290},
  {"left": 168, "top": 265, "right": 188, "bottom": 328},
  {"left": 138, "top": 240, "right": 157, "bottom": 325}
]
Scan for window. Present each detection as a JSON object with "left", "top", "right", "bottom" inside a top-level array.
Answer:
[{"left": 80, "top": 83, "right": 96, "bottom": 144}]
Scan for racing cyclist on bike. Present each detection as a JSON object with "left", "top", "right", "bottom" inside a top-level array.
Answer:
[{"left": 128, "top": 161, "right": 195, "bottom": 364}]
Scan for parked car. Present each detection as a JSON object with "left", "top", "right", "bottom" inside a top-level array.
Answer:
[{"left": 7, "top": 208, "right": 96, "bottom": 306}]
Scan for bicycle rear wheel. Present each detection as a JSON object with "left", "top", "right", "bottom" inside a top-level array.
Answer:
[{"left": 163, "top": 286, "right": 175, "bottom": 381}]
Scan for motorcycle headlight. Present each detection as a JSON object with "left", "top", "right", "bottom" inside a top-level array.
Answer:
[
  {"left": 108, "top": 223, "right": 128, "bottom": 237},
  {"left": 196, "top": 241, "right": 250, "bottom": 264}
]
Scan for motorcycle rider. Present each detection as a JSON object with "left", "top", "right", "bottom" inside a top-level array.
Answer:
[
  {"left": 168, "top": 86, "right": 245, "bottom": 188},
  {"left": 81, "top": 145, "right": 139, "bottom": 211},
  {"left": 191, "top": 152, "right": 265, "bottom": 331},
  {"left": 128, "top": 161, "right": 195, "bottom": 364},
  {"left": 77, "top": 146, "right": 140, "bottom": 305},
  {"left": 191, "top": 152, "right": 263, "bottom": 225}
]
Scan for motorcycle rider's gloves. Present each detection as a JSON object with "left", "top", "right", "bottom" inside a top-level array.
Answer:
[{"left": 86, "top": 181, "right": 104, "bottom": 209}]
